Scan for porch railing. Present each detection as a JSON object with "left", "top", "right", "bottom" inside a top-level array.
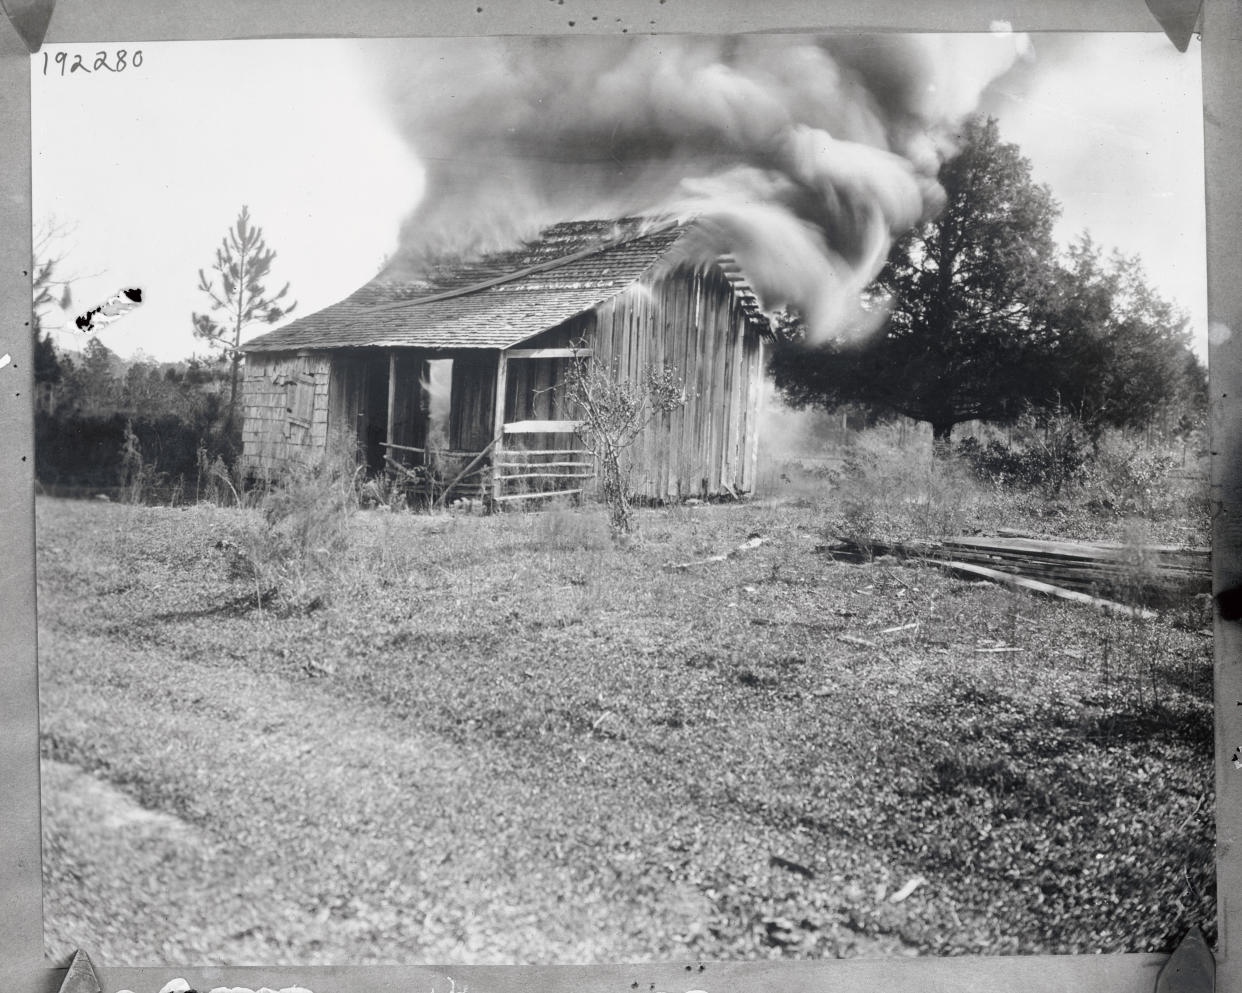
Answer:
[
  {"left": 491, "top": 438, "right": 595, "bottom": 504},
  {"left": 382, "top": 436, "right": 597, "bottom": 507},
  {"left": 378, "top": 345, "right": 597, "bottom": 507},
  {"left": 381, "top": 442, "right": 492, "bottom": 505},
  {"left": 487, "top": 347, "right": 596, "bottom": 505}
]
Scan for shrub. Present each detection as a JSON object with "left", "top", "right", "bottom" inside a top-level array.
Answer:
[
  {"left": 956, "top": 413, "right": 1089, "bottom": 497},
  {"left": 36, "top": 408, "right": 239, "bottom": 500},
  {"left": 1077, "top": 437, "right": 1182, "bottom": 518}
]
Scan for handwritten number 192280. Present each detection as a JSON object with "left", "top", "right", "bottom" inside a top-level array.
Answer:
[{"left": 41, "top": 50, "right": 143, "bottom": 75}]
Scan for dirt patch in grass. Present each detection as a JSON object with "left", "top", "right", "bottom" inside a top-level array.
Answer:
[{"left": 36, "top": 496, "right": 1215, "bottom": 963}]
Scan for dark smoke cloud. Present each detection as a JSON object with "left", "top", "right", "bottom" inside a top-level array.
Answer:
[{"left": 377, "top": 33, "right": 1029, "bottom": 340}]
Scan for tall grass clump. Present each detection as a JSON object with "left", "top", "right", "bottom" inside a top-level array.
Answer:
[
  {"left": 196, "top": 443, "right": 252, "bottom": 507},
  {"left": 830, "top": 434, "right": 981, "bottom": 548},
  {"left": 218, "top": 443, "right": 365, "bottom": 612},
  {"left": 529, "top": 498, "right": 604, "bottom": 552},
  {"left": 119, "top": 420, "right": 156, "bottom": 504}
]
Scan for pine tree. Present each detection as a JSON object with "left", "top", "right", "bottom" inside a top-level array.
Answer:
[{"left": 192, "top": 206, "right": 296, "bottom": 430}]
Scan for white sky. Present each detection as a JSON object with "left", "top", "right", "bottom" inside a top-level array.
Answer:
[
  {"left": 981, "top": 33, "right": 1206, "bottom": 349},
  {"left": 30, "top": 33, "right": 1206, "bottom": 363}
]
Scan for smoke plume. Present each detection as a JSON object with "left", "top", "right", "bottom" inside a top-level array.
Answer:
[{"left": 378, "top": 33, "right": 1028, "bottom": 340}]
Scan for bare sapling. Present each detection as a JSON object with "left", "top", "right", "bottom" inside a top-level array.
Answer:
[{"left": 561, "top": 348, "right": 688, "bottom": 536}]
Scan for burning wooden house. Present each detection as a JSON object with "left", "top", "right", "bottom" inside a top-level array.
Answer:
[{"left": 240, "top": 217, "right": 771, "bottom": 503}]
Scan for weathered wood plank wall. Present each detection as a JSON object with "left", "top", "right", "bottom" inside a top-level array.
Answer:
[
  {"left": 390, "top": 352, "right": 427, "bottom": 453},
  {"left": 518, "top": 259, "right": 767, "bottom": 499},
  {"left": 449, "top": 352, "right": 498, "bottom": 452}
]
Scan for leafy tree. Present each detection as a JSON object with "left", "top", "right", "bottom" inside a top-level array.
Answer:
[
  {"left": 1175, "top": 349, "right": 1209, "bottom": 437},
  {"left": 193, "top": 205, "right": 296, "bottom": 429},
  {"left": 771, "top": 117, "right": 1063, "bottom": 450},
  {"left": 33, "top": 322, "right": 62, "bottom": 395},
  {"left": 58, "top": 337, "right": 122, "bottom": 415},
  {"left": 771, "top": 117, "right": 1205, "bottom": 452},
  {"left": 31, "top": 221, "right": 75, "bottom": 400},
  {"left": 1047, "top": 236, "right": 1205, "bottom": 438}
]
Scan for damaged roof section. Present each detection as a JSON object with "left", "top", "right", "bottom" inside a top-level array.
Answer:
[{"left": 243, "top": 216, "right": 770, "bottom": 353}]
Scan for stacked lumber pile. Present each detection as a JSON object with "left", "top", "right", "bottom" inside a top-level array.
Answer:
[{"left": 822, "top": 533, "right": 1210, "bottom": 613}]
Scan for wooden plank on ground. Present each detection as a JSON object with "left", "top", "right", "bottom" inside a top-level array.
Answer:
[
  {"left": 947, "top": 534, "right": 1209, "bottom": 562},
  {"left": 667, "top": 535, "right": 769, "bottom": 571},
  {"left": 821, "top": 535, "right": 1210, "bottom": 602},
  {"left": 933, "top": 559, "right": 1158, "bottom": 619}
]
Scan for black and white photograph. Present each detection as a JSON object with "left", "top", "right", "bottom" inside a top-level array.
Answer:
[{"left": 29, "top": 29, "right": 1215, "bottom": 966}]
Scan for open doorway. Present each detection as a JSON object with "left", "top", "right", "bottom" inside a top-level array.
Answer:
[{"left": 423, "top": 358, "right": 453, "bottom": 453}]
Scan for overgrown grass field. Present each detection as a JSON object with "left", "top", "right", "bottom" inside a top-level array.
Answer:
[{"left": 37, "top": 475, "right": 1214, "bottom": 964}]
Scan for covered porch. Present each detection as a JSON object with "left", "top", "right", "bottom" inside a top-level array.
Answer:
[{"left": 330, "top": 344, "right": 595, "bottom": 506}]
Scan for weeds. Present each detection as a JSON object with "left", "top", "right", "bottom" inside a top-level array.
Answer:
[
  {"left": 196, "top": 444, "right": 251, "bottom": 507},
  {"left": 832, "top": 438, "right": 975, "bottom": 548},
  {"left": 119, "top": 420, "right": 158, "bottom": 504},
  {"left": 532, "top": 499, "right": 607, "bottom": 553},
  {"left": 357, "top": 470, "right": 409, "bottom": 511},
  {"left": 219, "top": 447, "right": 365, "bottom": 612},
  {"left": 955, "top": 423, "right": 1207, "bottom": 539},
  {"left": 1077, "top": 436, "right": 1188, "bottom": 519}
]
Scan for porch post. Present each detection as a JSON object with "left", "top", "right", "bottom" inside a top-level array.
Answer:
[
  {"left": 386, "top": 350, "right": 397, "bottom": 462},
  {"left": 492, "top": 349, "right": 508, "bottom": 503}
]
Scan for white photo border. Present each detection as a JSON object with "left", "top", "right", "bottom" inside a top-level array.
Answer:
[{"left": 1, "top": 2, "right": 1235, "bottom": 991}]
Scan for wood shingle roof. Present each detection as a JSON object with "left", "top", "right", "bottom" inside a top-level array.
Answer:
[{"left": 243, "top": 216, "right": 767, "bottom": 353}]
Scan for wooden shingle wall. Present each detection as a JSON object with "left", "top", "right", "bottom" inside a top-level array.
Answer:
[{"left": 240, "top": 352, "right": 332, "bottom": 474}]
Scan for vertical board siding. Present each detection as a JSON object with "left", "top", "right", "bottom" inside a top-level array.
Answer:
[
  {"left": 644, "top": 289, "right": 659, "bottom": 497},
  {"left": 747, "top": 336, "right": 765, "bottom": 491},
  {"left": 450, "top": 352, "right": 498, "bottom": 452},
  {"left": 695, "top": 268, "right": 715, "bottom": 496},
  {"left": 391, "top": 352, "right": 426, "bottom": 452},
  {"left": 708, "top": 270, "right": 729, "bottom": 493},
  {"left": 555, "top": 259, "right": 768, "bottom": 501}
]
